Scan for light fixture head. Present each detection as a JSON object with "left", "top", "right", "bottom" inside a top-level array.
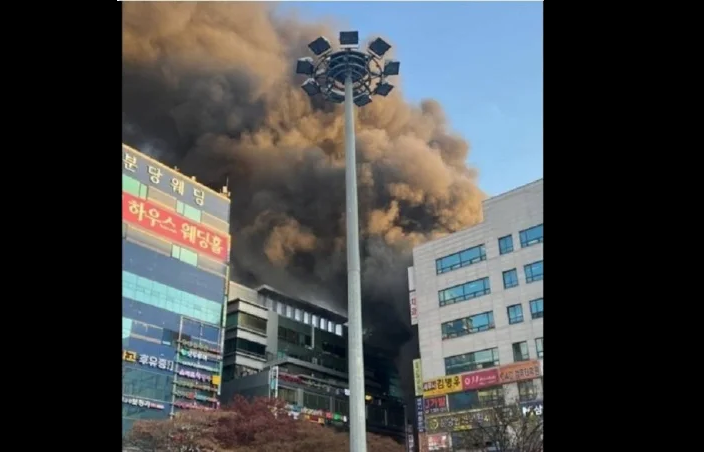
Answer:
[
  {"left": 354, "top": 93, "right": 372, "bottom": 107},
  {"left": 301, "top": 78, "right": 321, "bottom": 96},
  {"left": 308, "top": 36, "right": 332, "bottom": 56},
  {"left": 374, "top": 82, "right": 394, "bottom": 97},
  {"left": 296, "top": 57, "right": 315, "bottom": 76},
  {"left": 339, "top": 31, "right": 359, "bottom": 49},
  {"left": 383, "top": 60, "right": 400, "bottom": 76},
  {"left": 368, "top": 37, "right": 392, "bottom": 58}
]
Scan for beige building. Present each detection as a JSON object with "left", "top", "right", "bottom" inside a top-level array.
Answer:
[{"left": 409, "top": 179, "right": 543, "bottom": 449}]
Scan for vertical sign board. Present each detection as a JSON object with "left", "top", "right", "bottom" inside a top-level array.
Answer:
[
  {"left": 413, "top": 359, "right": 423, "bottom": 397},
  {"left": 408, "top": 267, "right": 418, "bottom": 325},
  {"left": 415, "top": 397, "right": 425, "bottom": 433}
]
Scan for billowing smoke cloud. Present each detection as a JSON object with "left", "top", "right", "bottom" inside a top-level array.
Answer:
[{"left": 122, "top": 2, "right": 485, "bottom": 402}]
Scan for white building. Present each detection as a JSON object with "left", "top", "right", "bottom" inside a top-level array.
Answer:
[{"left": 410, "top": 179, "right": 543, "bottom": 418}]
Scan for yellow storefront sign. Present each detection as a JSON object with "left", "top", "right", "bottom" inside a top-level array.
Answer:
[
  {"left": 422, "top": 374, "right": 462, "bottom": 397},
  {"left": 413, "top": 359, "right": 423, "bottom": 396}
]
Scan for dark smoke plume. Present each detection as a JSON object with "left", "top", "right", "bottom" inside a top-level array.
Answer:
[{"left": 122, "top": 2, "right": 485, "bottom": 403}]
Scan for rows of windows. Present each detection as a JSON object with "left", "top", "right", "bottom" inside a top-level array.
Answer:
[
  {"left": 506, "top": 298, "right": 544, "bottom": 325},
  {"left": 268, "top": 297, "right": 344, "bottom": 337},
  {"left": 436, "top": 223, "right": 542, "bottom": 277},
  {"left": 222, "top": 364, "right": 259, "bottom": 382},
  {"left": 436, "top": 245, "right": 487, "bottom": 274},
  {"left": 445, "top": 348, "right": 500, "bottom": 375},
  {"left": 438, "top": 277, "right": 491, "bottom": 307},
  {"left": 518, "top": 379, "right": 539, "bottom": 402},
  {"left": 438, "top": 259, "right": 541, "bottom": 308},
  {"left": 224, "top": 337, "right": 266, "bottom": 358},
  {"left": 278, "top": 326, "right": 312, "bottom": 347},
  {"left": 445, "top": 340, "right": 543, "bottom": 376},
  {"left": 441, "top": 311, "right": 494, "bottom": 340},
  {"left": 226, "top": 312, "right": 267, "bottom": 335},
  {"left": 447, "top": 386, "right": 504, "bottom": 411},
  {"left": 122, "top": 271, "right": 222, "bottom": 325}
]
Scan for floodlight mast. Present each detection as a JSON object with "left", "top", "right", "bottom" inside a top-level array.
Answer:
[{"left": 295, "top": 31, "right": 399, "bottom": 452}]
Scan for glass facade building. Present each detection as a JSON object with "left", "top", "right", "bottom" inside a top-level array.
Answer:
[{"left": 122, "top": 144, "right": 231, "bottom": 435}]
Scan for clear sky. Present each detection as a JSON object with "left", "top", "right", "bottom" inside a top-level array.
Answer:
[{"left": 282, "top": 1, "right": 543, "bottom": 197}]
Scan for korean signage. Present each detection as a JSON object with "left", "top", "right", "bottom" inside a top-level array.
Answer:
[
  {"left": 461, "top": 368, "right": 500, "bottom": 390},
  {"left": 520, "top": 401, "right": 543, "bottom": 417},
  {"left": 407, "top": 433, "right": 415, "bottom": 452},
  {"left": 123, "top": 192, "right": 230, "bottom": 262},
  {"left": 422, "top": 374, "right": 462, "bottom": 397},
  {"left": 409, "top": 290, "right": 418, "bottom": 325},
  {"left": 426, "top": 410, "right": 492, "bottom": 433},
  {"left": 174, "top": 400, "right": 216, "bottom": 411},
  {"left": 123, "top": 350, "right": 175, "bottom": 371},
  {"left": 427, "top": 434, "right": 449, "bottom": 451},
  {"left": 424, "top": 395, "right": 448, "bottom": 414},
  {"left": 122, "top": 144, "right": 230, "bottom": 221},
  {"left": 415, "top": 397, "right": 425, "bottom": 433},
  {"left": 498, "top": 360, "right": 541, "bottom": 384},
  {"left": 122, "top": 396, "right": 165, "bottom": 410},
  {"left": 413, "top": 359, "right": 423, "bottom": 396}
]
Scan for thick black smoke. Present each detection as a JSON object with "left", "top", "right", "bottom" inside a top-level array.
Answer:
[{"left": 122, "top": 2, "right": 485, "bottom": 403}]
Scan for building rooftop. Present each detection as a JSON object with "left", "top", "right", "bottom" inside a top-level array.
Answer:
[{"left": 256, "top": 284, "right": 348, "bottom": 325}]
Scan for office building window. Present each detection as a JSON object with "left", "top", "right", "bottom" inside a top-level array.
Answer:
[
  {"left": 238, "top": 312, "right": 267, "bottom": 335},
  {"left": 503, "top": 268, "right": 519, "bottom": 289},
  {"left": 328, "top": 322, "right": 335, "bottom": 333},
  {"left": 445, "top": 347, "right": 500, "bottom": 374},
  {"left": 519, "top": 224, "right": 543, "bottom": 248},
  {"left": 512, "top": 341, "right": 530, "bottom": 362},
  {"left": 518, "top": 380, "right": 538, "bottom": 402},
  {"left": 334, "top": 398, "right": 349, "bottom": 416},
  {"left": 535, "top": 337, "right": 543, "bottom": 358},
  {"left": 294, "top": 308, "right": 302, "bottom": 322},
  {"left": 438, "top": 277, "right": 491, "bottom": 307},
  {"left": 303, "top": 311, "right": 310, "bottom": 325},
  {"left": 441, "top": 311, "right": 494, "bottom": 340},
  {"left": 235, "top": 338, "right": 266, "bottom": 358},
  {"left": 311, "top": 314, "right": 318, "bottom": 328},
  {"left": 436, "top": 244, "right": 487, "bottom": 274},
  {"left": 530, "top": 298, "right": 544, "bottom": 319},
  {"left": 507, "top": 304, "right": 524, "bottom": 324},
  {"left": 276, "top": 302, "right": 285, "bottom": 315},
  {"left": 278, "top": 387, "right": 298, "bottom": 405},
  {"left": 335, "top": 324, "right": 343, "bottom": 336},
  {"left": 498, "top": 235, "right": 514, "bottom": 255},
  {"left": 285, "top": 305, "right": 293, "bottom": 318},
  {"left": 524, "top": 260, "right": 543, "bottom": 283},
  {"left": 320, "top": 318, "right": 328, "bottom": 331},
  {"left": 303, "top": 392, "right": 329, "bottom": 411}
]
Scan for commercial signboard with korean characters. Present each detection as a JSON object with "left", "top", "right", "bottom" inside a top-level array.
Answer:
[
  {"left": 415, "top": 397, "right": 425, "bottom": 433},
  {"left": 461, "top": 368, "right": 500, "bottom": 391},
  {"left": 422, "top": 374, "right": 462, "bottom": 397},
  {"left": 122, "top": 144, "right": 230, "bottom": 222},
  {"left": 413, "top": 359, "right": 423, "bottom": 396},
  {"left": 123, "top": 192, "right": 230, "bottom": 262},
  {"left": 498, "top": 360, "right": 541, "bottom": 384}
]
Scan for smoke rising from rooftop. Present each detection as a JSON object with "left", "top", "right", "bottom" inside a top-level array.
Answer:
[{"left": 122, "top": 2, "right": 485, "bottom": 400}]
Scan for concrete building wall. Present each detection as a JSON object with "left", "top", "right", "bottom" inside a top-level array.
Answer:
[{"left": 412, "top": 179, "right": 543, "bottom": 381}]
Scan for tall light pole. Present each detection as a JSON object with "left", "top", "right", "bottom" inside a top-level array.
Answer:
[{"left": 296, "top": 32, "right": 400, "bottom": 452}]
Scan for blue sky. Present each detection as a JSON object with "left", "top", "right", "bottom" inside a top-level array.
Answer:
[{"left": 282, "top": 1, "right": 543, "bottom": 196}]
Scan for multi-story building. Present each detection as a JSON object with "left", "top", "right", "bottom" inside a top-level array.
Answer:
[
  {"left": 220, "top": 283, "right": 407, "bottom": 441},
  {"left": 409, "top": 179, "right": 543, "bottom": 450},
  {"left": 122, "top": 144, "right": 231, "bottom": 435}
]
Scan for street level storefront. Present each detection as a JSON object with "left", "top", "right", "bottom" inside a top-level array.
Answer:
[
  {"left": 285, "top": 404, "right": 348, "bottom": 426},
  {"left": 416, "top": 360, "right": 542, "bottom": 450}
]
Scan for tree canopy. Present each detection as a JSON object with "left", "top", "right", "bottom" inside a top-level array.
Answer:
[{"left": 124, "top": 395, "right": 404, "bottom": 452}]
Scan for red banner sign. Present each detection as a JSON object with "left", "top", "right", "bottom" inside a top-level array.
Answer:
[
  {"left": 122, "top": 192, "right": 229, "bottom": 262},
  {"left": 461, "top": 368, "right": 500, "bottom": 390}
]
